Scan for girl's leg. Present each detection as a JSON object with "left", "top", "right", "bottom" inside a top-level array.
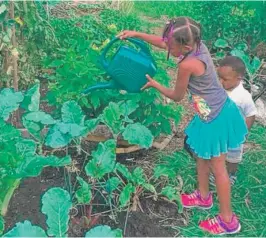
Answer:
[
  {"left": 210, "top": 153, "right": 232, "bottom": 222},
  {"left": 197, "top": 157, "right": 210, "bottom": 198}
]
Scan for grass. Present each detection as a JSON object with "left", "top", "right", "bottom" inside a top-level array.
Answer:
[{"left": 164, "top": 124, "right": 266, "bottom": 237}]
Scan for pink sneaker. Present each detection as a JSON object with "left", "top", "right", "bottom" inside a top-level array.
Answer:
[
  {"left": 181, "top": 190, "right": 213, "bottom": 209},
  {"left": 199, "top": 214, "right": 241, "bottom": 235}
]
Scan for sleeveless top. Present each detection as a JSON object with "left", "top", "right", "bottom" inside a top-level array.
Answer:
[{"left": 185, "top": 42, "right": 227, "bottom": 122}]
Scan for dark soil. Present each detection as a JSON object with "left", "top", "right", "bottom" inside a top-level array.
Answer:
[
  {"left": 4, "top": 151, "right": 187, "bottom": 237},
  {"left": 4, "top": 167, "right": 66, "bottom": 234}
]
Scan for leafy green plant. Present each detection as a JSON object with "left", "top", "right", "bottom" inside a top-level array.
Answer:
[
  {"left": 213, "top": 38, "right": 262, "bottom": 78},
  {"left": 3, "top": 187, "right": 71, "bottom": 237},
  {"left": 85, "top": 225, "right": 122, "bottom": 238},
  {"left": 0, "top": 86, "right": 72, "bottom": 216}
]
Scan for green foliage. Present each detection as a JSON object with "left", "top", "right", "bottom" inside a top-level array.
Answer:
[
  {"left": 161, "top": 186, "right": 183, "bottom": 213},
  {"left": 85, "top": 225, "right": 122, "bottom": 238},
  {"left": 0, "top": 89, "right": 24, "bottom": 121},
  {"left": 119, "top": 183, "right": 136, "bottom": 208},
  {"left": 134, "top": 1, "right": 266, "bottom": 46},
  {"left": 102, "top": 102, "right": 123, "bottom": 135},
  {"left": 105, "top": 177, "right": 121, "bottom": 193},
  {"left": 213, "top": 38, "right": 262, "bottom": 79},
  {"left": 21, "top": 84, "right": 40, "bottom": 112},
  {"left": 41, "top": 187, "right": 72, "bottom": 237},
  {"left": 122, "top": 123, "right": 153, "bottom": 149},
  {"left": 75, "top": 177, "right": 92, "bottom": 204},
  {"left": 45, "top": 100, "right": 87, "bottom": 148},
  {"left": 0, "top": 216, "right": 4, "bottom": 235},
  {"left": 85, "top": 140, "right": 116, "bottom": 179},
  {"left": 3, "top": 220, "right": 47, "bottom": 238}
]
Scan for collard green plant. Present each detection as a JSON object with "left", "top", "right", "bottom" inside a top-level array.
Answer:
[
  {"left": 41, "top": 187, "right": 72, "bottom": 237},
  {"left": 3, "top": 220, "right": 47, "bottom": 238},
  {"left": 85, "top": 139, "right": 116, "bottom": 179},
  {"left": 0, "top": 89, "right": 24, "bottom": 121},
  {"left": 85, "top": 225, "right": 122, "bottom": 238}
]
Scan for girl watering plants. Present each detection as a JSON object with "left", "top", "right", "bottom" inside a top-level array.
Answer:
[{"left": 118, "top": 17, "right": 247, "bottom": 235}]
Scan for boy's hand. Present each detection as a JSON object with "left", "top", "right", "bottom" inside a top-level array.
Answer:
[
  {"left": 141, "top": 74, "right": 158, "bottom": 90},
  {"left": 117, "top": 30, "right": 138, "bottom": 39}
]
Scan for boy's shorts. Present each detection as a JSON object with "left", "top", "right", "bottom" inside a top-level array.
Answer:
[
  {"left": 226, "top": 145, "right": 244, "bottom": 163},
  {"left": 184, "top": 136, "right": 244, "bottom": 163}
]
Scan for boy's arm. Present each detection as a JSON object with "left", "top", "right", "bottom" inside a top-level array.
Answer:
[
  {"left": 243, "top": 94, "right": 257, "bottom": 130},
  {"left": 118, "top": 31, "right": 167, "bottom": 49},
  {"left": 246, "top": 116, "right": 255, "bottom": 130}
]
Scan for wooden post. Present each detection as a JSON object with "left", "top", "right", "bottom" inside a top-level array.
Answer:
[{"left": 10, "top": 0, "right": 19, "bottom": 91}]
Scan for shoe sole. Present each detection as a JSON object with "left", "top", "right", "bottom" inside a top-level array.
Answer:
[
  {"left": 183, "top": 203, "right": 213, "bottom": 210},
  {"left": 218, "top": 223, "right": 241, "bottom": 236}
]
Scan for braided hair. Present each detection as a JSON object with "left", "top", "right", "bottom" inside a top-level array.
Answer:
[{"left": 162, "top": 17, "right": 202, "bottom": 52}]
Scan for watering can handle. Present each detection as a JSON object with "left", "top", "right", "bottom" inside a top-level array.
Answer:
[{"left": 100, "top": 37, "right": 151, "bottom": 69}]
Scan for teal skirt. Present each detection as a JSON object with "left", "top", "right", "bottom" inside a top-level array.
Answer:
[{"left": 185, "top": 97, "right": 248, "bottom": 160}]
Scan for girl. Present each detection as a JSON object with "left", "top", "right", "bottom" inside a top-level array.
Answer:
[{"left": 118, "top": 17, "right": 247, "bottom": 235}]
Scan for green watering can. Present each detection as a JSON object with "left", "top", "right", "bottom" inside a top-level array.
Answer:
[{"left": 82, "top": 37, "right": 157, "bottom": 94}]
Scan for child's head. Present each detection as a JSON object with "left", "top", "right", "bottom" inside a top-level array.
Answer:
[
  {"left": 217, "top": 56, "right": 246, "bottom": 90},
  {"left": 162, "top": 17, "right": 201, "bottom": 59}
]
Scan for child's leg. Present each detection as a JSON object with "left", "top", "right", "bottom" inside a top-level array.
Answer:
[
  {"left": 210, "top": 153, "right": 232, "bottom": 222},
  {"left": 197, "top": 157, "right": 210, "bottom": 198},
  {"left": 226, "top": 145, "right": 243, "bottom": 174},
  {"left": 226, "top": 161, "right": 238, "bottom": 174}
]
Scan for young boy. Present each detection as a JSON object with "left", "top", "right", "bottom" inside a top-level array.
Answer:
[{"left": 184, "top": 56, "right": 257, "bottom": 185}]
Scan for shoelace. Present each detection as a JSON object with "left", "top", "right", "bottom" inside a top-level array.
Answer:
[{"left": 188, "top": 192, "right": 197, "bottom": 199}]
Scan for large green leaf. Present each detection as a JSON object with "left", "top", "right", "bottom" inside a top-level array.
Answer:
[
  {"left": 0, "top": 88, "right": 24, "bottom": 121},
  {"left": 84, "top": 118, "right": 100, "bottom": 134},
  {"left": 57, "top": 122, "right": 86, "bottom": 137},
  {"left": 0, "top": 119, "right": 20, "bottom": 143},
  {"left": 132, "top": 167, "right": 146, "bottom": 185},
  {"left": 15, "top": 139, "right": 36, "bottom": 157},
  {"left": 0, "top": 216, "right": 4, "bottom": 235},
  {"left": 85, "top": 140, "right": 116, "bottom": 179},
  {"left": 161, "top": 186, "right": 183, "bottom": 213},
  {"left": 118, "top": 100, "right": 139, "bottom": 116},
  {"left": 20, "top": 84, "right": 40, "bottom": 112},
  {"left": 105, "top": 177, "right": 121, "bottom": 193},
  {"left": 41, "top": 187, "right": 72, "bottom": 237},
  {"left": 61, "top": 101, "right": 84, "bottom": 125},
  {"left": 23, "top": 111, "right": 56, "bottom": 125},
  {"left": 75, "top": 177, "right": 92, "bottom": 204},
  {"left": 22, "top": 117, "right": 43, "bottom": 139},
  {"left": 119, "top": 183, "right": 135, "bottom": 208},
  {"left": 122, "top": 123, "right": 153, "bottom": 149},
  {"left": 3, "top": 220, "right": 46, "bottom": 237},
  {"left": 85, "top": 225, "right": 122, "bottom": 238},
  {"left": 214, "top": 38, "right": 229, "bottom": 48},
  {"left": 14, "top": 156, "right": 71, "bottom": 178},
  {"left": 45, "top": 124, "right": 72, "bottom": 148},
  {"left": 115, "top": 163, "right": 132, "bottom": 181},
  {"left": 102, "top": 102, "right": 123, "bottom": 135}
]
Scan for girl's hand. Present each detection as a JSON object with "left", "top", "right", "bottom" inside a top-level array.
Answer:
[
  {"left": 117, "top": 30, "right": 138, "bottom": 40},
  {"left": 141, "top": 74, "right": 158, "bottom": 90}
]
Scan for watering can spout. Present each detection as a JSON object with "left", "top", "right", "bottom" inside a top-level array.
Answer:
[{"left": 82, "top": 81, "right": 117, "bottom": 94}]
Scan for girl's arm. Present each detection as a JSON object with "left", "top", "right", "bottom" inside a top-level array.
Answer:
[
  {"left": 118, "top": 31, "right": 167, "bottom": 49},
  {"left": 143, "top": 61, "right": 192, "bottom": 102}
]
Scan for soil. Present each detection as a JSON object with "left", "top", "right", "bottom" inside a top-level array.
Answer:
[{"left": 4, "top": 143, "right": 188, "bottom": 237}]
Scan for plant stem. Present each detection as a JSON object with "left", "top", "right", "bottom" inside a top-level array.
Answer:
[{"left": 0, "top": 179, "right": 20, "bottom": 216}]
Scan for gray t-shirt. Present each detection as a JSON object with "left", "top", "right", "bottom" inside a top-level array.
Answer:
[{"left": 186, "top": 42, "right": 227, "bottom": 122}]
